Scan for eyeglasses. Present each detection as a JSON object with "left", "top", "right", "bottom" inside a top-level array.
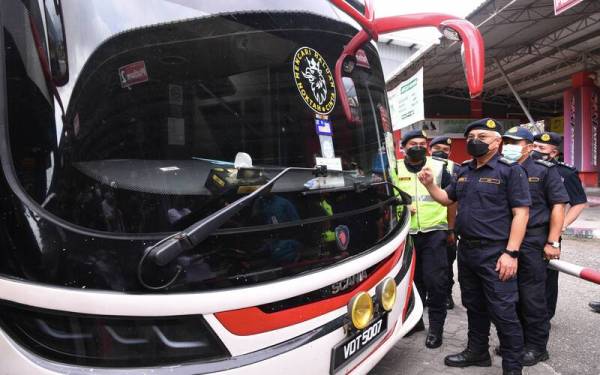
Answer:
[{"left": 466, "top": 133, "right": 494, "bottom": 142}]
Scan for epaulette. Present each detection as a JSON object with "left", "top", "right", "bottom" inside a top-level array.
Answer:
[
  {"left": 535, "top": 159, "right": 555, "bottom": 168},
  {"left": 557, "top": 161, "right": 577, "bottom": 171},
  {"left": 498, "top": 157, "right": 517, "bottom": 166},
  {"left": 461, "top": 159, "right": 473, "bottom": 165},
  {"left": 432, "top": 156, "right": 448, "bottom": 165}
]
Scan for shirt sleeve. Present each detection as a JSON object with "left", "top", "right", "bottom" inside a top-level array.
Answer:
[
  {"left": 545, "top": 167, "right": 570, "bottom": 205},
  {"left": 507, "top": 164, "right": 531, "bottom": 208},
  {"left": 563, "top": 170, "right": 588, "bottom": 205}
]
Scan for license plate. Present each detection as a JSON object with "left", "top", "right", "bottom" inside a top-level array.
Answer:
[{"left": 330, "top": 314, "right": 388, "bottom": 374}]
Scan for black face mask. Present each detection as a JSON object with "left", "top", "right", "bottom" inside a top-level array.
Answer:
[
  {"left": 432, "top": 151, "right": 449, "bottom": 160},
  {"left": 406, "top": 146, "right": 427, "bottom": 162},
  {"left": 531, "top": 150, "right": 551, "bottom": 161},
  {"left": 467, "top": 139, "right": 490, "bottom": 157}
]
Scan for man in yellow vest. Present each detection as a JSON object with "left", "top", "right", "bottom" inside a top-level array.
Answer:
[
  {"left": 430, "top": 135, "right": 459, "bottom": 310},
  {"left": 396, "top": 129, "right": 452, "bottom": 349}
]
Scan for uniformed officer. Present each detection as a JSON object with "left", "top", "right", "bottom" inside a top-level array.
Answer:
[
  {"left": 532, "top": 132, "right": 588, "bottom": 320},
  {"left": 430, "top": 135, "right": 458, "bottom": 310},
  {"left": 418, "top": 118, "right": 531, "bottom": 375},
  {"left": 394, "top": 129, "right": 451, "bottom": 349},
  {"left": 501, "top": 127, "right": 569, "bottom": 366}
]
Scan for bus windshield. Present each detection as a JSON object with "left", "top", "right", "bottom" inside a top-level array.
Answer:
[{"left": 4, "top": 9, "right": 403, "bottom": 291}]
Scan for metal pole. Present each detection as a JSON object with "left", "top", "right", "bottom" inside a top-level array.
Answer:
[
  {"left": 493, "top": 57, "right": 536, "bottom": 125},
  {"left": 548, "top": 259, "right": 600, "bottom": 285}
]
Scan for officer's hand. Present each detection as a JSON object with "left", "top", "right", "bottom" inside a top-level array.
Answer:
[
  {"left": 495, "top": 253, "right": 518, "bottom": 281},
  {"left": 410, "top": 205, "right": 417, "bottom": 215},
  {"left": 417, "top": 167, "right": 434, "bottom": 187},
  {"left": 446, "top": 231, "right": 456, "bottom": 246},
  {"left": 544, "top": 244, "right": 560, "bottom": 260}
]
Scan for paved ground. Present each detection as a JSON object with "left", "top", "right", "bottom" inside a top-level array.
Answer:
[{"left": 370, "top": 238, "right": 600, "bottom": 375}]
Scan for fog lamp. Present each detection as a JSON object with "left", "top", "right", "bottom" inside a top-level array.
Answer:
[
  {"left": 348, "top": 291, "right": 373, "bottom": 330},
  {"left": 377, "top": 277, "right": 397, "bottom": 311}
]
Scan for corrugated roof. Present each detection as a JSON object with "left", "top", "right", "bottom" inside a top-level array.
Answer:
[{"left": 388, "top": 0, "right": 600, "bottom": 109}]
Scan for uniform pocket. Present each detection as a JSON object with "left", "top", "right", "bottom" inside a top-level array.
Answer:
[{"left": 474, "top": 182, "right": 500, "bottom": 209}]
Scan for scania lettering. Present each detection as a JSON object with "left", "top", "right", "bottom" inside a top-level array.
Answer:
[{"left": 0, "top": 0, "right": 484, "bottom": 373}]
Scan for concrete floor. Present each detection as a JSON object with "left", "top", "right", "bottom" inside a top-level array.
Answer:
[{"left": 370, "top": 238, "right": 600, "bottom": 375}]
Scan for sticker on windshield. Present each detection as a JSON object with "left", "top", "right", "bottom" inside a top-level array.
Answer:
[
  {"left": 119, "top": 61, "right": 149, "bottom": 88},
  {"left": 293, "top": 47, "right": 336, "bottom": 115}
]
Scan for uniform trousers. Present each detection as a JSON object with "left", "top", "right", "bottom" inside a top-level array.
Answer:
[
  {"left": 518, "top": 234, "right": 550, "bottom": 351},
  {"left": 458, "top": 240, "right": 523, "bottom": 371},
  {"left": 412, "top": 230, "right": 448, "bottom": 334}
]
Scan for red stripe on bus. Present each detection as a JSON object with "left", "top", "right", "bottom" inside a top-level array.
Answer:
[
  {"left": 215, "top": 242, "right": 405, "bottom": 336},
  {"left": 401, "top": 250, "right": 417, "bottom": 322}
]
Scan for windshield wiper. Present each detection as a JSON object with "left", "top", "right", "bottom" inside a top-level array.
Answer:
[{"left": 146, "top": 165, "right": 328, "bottom": 267}]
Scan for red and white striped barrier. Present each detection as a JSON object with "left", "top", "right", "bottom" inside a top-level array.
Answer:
[{"left": 548, "top": 259, "right": 600, "bottom": 285}]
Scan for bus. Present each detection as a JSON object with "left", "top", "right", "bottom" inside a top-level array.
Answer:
[{"left": 0, "top": 0, "right": 484, "bottom": 373}]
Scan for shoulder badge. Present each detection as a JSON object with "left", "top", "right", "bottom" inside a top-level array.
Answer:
[
  {"left": 557, "top": 161, "right": 577, "bottom": 171},
  {"left": 535, "top": 159, "right": 554, "bottom": 168},
  {"left": 461, "top": 159, "right": 473, "bottom": 166},
  {"left": 499, "top": 157, "right": 516, "bottom": 165}
]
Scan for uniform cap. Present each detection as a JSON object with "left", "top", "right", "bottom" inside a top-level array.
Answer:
[
  {"left": 502, "top": 127, "right": 534, "bottom": 142},
  {"left": 430, "top": 136, "right": 453, "bottom": 147},
  {"left": 401, "top": 129, "right": 427, "bottom": 146},
  {"left": 463, "top": 118, "right": 504, "bottom": 137},
  {"left": 533, "top": 132, "right": 561, "bottom": 146}
]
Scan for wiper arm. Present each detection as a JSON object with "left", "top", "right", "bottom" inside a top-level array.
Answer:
[
  {"left": 147, "top": 165, "right": 328, "bottom": 267},
  {"left": 301, "top": 179, "right": 413, "bottom": 206}
]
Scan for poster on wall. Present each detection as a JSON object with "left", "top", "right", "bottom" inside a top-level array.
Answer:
[{"left": 388, "top": 68, "right": 424, "bottom": 130}]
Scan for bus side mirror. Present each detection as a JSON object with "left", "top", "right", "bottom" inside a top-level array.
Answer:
[{"left": 43, "top": 0, "right": 69, "bottom": 86}]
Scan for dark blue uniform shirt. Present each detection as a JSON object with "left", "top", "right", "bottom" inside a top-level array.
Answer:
[
  {"left": 551, "top": 160, "right": 587, "bottom": 206},
  {"left": 521, "top": 157, "right": 569, "bottom": 228},
  {"left": 446, "top": 153, "right": 531, "bottom": 241}
]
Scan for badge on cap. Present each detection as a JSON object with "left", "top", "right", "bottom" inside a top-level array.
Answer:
[
  {"left": 541, "top": 133, "right": 551, "bottom": 142},
  {"left": 447, "top": 138, "right": 452, "bottom": 144},
  {"left": 508, "top": 127, "right": 518, "bottom": 133},
  {"left": 486, "top": 119, "right": 496, "bottom": 129},
  {"left": 421, "top": 130, "right": 427, "bottom": 137}
]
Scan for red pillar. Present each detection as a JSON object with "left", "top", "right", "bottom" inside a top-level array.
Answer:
[
  {"left": 470, "top": 98, "right": 483, "bottom": 118},
  {"left": 563, "top": 71, "right": 599, "bottom": 187}
]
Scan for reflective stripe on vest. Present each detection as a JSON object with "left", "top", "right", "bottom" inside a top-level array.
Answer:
[{"left": 396, "top": 157, "right": 448, "bottom": 233}]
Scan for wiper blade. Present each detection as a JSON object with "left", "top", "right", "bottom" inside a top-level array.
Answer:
[
  {"left": 146, "top": 165, "right": 328, "bottom": 267},
  {"left": 301, "top": 179, "right": 413, "bottom": 206}
]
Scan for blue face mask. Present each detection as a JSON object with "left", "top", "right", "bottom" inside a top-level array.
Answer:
[{"left": 502, "top": 144, "right": 523, "bottom": 162}]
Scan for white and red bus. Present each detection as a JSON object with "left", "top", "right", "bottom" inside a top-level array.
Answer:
[{"left": 0, "top": 1, "right": 483, "bottom": 373}]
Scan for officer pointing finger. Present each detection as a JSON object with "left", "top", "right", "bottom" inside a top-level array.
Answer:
[{"left": 419, "top": 118, "right": 531, "bottom": 375}]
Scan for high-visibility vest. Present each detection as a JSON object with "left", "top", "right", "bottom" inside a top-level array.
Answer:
[{"left": 395, "top": 157, "right": 448, "bottom": 234}]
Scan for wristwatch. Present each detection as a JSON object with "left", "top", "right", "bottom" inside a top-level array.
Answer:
[
  {"left": 547, "top": 241, "right": 560, "bottom": 249},
  {"left": 501, "top": 249, "right": 519, "bottom": 258}
]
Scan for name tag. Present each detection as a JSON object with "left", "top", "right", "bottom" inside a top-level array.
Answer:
[
  {"left": 457, "top": 177, "right": 468, "bottom": 182},
  {"left": 399, "top": 177, "right": 411, "bottom": 181},
  {"left": 479, "top": 177, "right": 500, "bottom": 184},
  {"left": 528, "top": 177, "right": 540, "bottom": 183}
]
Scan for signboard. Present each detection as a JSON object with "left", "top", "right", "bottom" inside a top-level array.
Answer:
[
  {"left": 388, "top": 68, "right": 424, "bottom": 130},
  {"left": 554, "top": 0, "right": 584, "bottom": 15},
  {"left": 549, "top": 117, "right": 564, "bottom": 133}
]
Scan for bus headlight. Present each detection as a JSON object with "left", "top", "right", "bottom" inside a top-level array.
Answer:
[
  {"left": 377, "top": 277, "right": 397, "bottom": 311},
  {"left": 348, "top": 292, "right": 373, "bottom": 330}
]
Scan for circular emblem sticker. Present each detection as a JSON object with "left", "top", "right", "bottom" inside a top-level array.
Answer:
[
  {"left": 486, "top": 119, "right": 496, "bottom": 129},
  {"left": 293, "top": 47, "right": 336, "bottom": 115},
  {"left": 541, "top": 133, "right": 551, "bottom": 142},
  {"left": 335, "top": 225, "right": 350, "bottom": 251}
]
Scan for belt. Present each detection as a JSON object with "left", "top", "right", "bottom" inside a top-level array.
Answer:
[
  {"left": 526, "top": 224, "right": 549, "bottom": 237},
  {"left": 458, "top": 237, "right": 506, "bottom": 248}
]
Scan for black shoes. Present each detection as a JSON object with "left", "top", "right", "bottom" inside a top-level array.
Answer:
[
  {"left": 503, "top": 370, "right": 522, "bottom": 375},
  {"left": 444, "top": 348, "right": 492, "bottom": 368},
  {"left": 589, "top": 301, "right": 600, "bottom": 313},
  {"left": 446, "top": 295, "right": 455, "bottom": 310},
  {"left": 405, "top": 318, "right": 425, "bottom": 337},
  {"left": 522, "top": 348, "right": 549, "bottom": 366},
  {"left": 425, "top": 330, "right": 443, "bottom": 348}
]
